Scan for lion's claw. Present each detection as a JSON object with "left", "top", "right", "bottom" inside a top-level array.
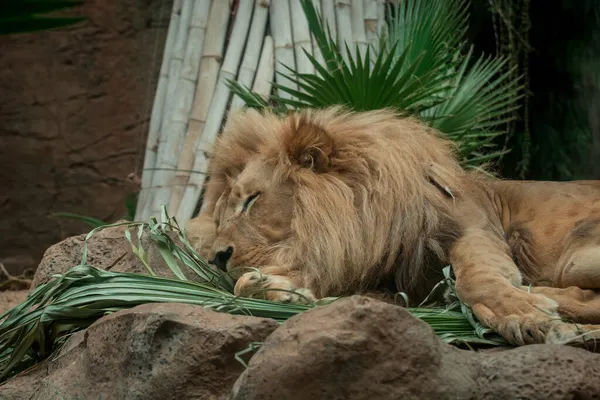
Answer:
[{"left": 470, "top": 291, "right": 561, "bottom": 345}]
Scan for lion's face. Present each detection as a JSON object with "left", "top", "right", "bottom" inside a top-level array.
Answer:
[{"left": 206, "top": 158, "right": 294, "bottom": 277}]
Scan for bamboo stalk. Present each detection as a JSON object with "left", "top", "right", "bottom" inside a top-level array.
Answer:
[
  {"left": 147, "top": 1, "right": 230, "bottom": 219},
  {"left": 162, "top": 0, "right": 194, "bottom": 126},
  {"left": 143, "top": 0, "right": 195, "bottom": 219},
  {"left": 364, "top": 0, "right": 378, "bottom": 50},
  {"left": 310, "top": 0, "right": 324, "bottom": 67},
  {"left": 175, "top": 37, "right": 274, "bottom": 225},
  {"left": 154, "top": 0, "right": 214, "bottom": 217},
  {"left": 270, "top": 0, "right": 297, "bottom": 99},
  {"left": 351, "top": 0, "right": 367, "bottom": 58},
  {"left": 136, "top": 0, "right": 183, "bottom": 221},
  {"left": 171, "top": 0, "right": 255, "bottom": 218},
  {"left": 321, "top": 0, "right": 337, "bottom": 42},
  {"left": 252, "top": 35, "right": 275, "bottom": 98},
  {"left": 290, "top": 0, "right": 314, "bottom": 77},
  {"left": 377, "top": 0, "right": 387, "bottom": 41},
  {"left": 229, "top": 0, "right": 271, "bottom": 113},
  {"left": 334, "top": 0, "right": 353, "bottom": 62},
  {"left": 152, "top": 0, "right": 230, "bottom": 222}
]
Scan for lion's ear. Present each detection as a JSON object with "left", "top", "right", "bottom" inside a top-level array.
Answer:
[{"left": 288, "top": 119, "right": 334, "bottom": 173}]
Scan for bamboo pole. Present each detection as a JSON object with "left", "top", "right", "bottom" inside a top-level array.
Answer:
[
  {"left": 351, "top": 0, "right": 367, "bottom": 58},
  {"left": 136, "top": 0, "right": 183, "bottom": 221},
  {"left": 229, "top": 0, "right": 271, "bottom": 113},
  {"left": 151, "top": 0, "right": 213, "bottom": 217},
  {"left": 310, "top": 0, "right": 324, "bottom": 67},
  {"left": 146, "top": 0, "right": 230, "bottom": 219},
  {"left": 364, "top": 0, "right": 378, "bottom": 50},
  {"left": 334, "top": 0, "right": 353, "bottom": 62},
  {"left": 143, "top": 0, "right": 195, "bottom": 219},
  {"left": 163, "top": 0, "right": 194, "bottom": 126},
  {"left": 176, "top": 35, "right": 274, "bottom": 225},
  {"left": 155, "top": 0, "right": 230, "bottom": 222},
  {"left": 176, "top": 39, "right": 274, "bottom": 225},
  {"left": 171, "top": 0, "right": 255, "bottom": 218},
  {"left": 270, "top": 0, "right": 297, "bottom": 99},
  {"left": 252, "top": 35, "right": 275, "bottom": 98},
  {"left": 377, "top": 0, "right": 387, "bottom": 41},
  {"left": 290, "top": 0, "right": 314, "bottom": 76},
  {"left": 321, "top": 0, "right": 337, "bottom": 42}
]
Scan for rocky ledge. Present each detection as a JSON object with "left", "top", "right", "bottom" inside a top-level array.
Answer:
[{"left": 2, "top": 228, "right": 600, "bottom": 399}]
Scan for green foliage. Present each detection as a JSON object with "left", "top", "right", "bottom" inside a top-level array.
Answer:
[
  {"left": 229, "top": 0, "right": 523, "bottom": 169},
  {"left": 0, "top": 207, "right": 507, "bottom": 382},
  {"left": 51, "top": 193, "right": 139, "bottom": 229},
  {"left": 0, "top": 1, "right": 84, "bottom": 35},
  {"left": 50, "top": 212, "right": 108, "bottom": 228}
]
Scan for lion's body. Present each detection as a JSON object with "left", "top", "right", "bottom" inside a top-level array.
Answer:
[
  {"left": 187, "top": 107, "right": 600, "bottom": 345},
  {"left": 467, "top": 179, "right": 600, "bottom": 286}
]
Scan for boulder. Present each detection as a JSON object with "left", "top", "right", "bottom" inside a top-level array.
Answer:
[
  {"left": 0, "top": 303, "right": 278, "bottom": 400},
  {"left": 231, "top": 296, "right": 600, "bottom": 400},
  {"left": 31, "top": 222, "right": 197, "bottom": 288},
  {"left": 0, "top": 290, "right": 28, "bottom": 315}
]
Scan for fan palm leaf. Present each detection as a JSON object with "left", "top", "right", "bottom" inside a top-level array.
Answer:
[{"left": 229, "top": 0, "right": 523, "bottom": 169}]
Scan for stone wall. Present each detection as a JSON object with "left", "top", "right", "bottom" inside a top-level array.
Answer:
[{"left": 0, "top": 0, "right": 172, "bottom": 274}]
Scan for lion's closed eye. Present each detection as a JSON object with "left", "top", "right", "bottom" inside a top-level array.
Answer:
[{"left": 242, "top": 192, "right": 261, "bottom": 213}]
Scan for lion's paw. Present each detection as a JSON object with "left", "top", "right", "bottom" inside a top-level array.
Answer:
[
  {"left": 234, "top": 271, "right": 316, "bottom": 304},
  {"left": 278, "top": 288, "right": 317, "bottom": 305},
  {"left": 544, "top": 322, "right": 600, "bottom": 345},
  {"left": 470, "top": 289, "right": 562, "bottom": 345}
]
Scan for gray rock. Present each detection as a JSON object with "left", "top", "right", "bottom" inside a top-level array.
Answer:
[
  {"left": 231, "top": 296, "right": 600, "bottom": 400},
  {"left": 32, "top": 222, "right": 197, "bottom": 288},
  {"left": 0, "top": 303, "right": 278, "bottom": 400}
]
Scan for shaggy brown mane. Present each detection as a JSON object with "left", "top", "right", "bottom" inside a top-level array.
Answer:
[{"left": 197, "top": 106, "right": 470, "bottom": 300}]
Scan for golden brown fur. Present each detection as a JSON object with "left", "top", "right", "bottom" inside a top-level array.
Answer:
[{"left": 187, "top": 106, "right": 600, "bottom": 346}]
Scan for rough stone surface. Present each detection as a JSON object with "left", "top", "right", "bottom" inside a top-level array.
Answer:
[
  {"left": 0, "top": 303, "right": 278, "bottom": 400},
  {"left": 0, "top": 0, "right": 172, "bottom": 275},
  {"left": 0, "top": 290, "right": 28, "bottom": 315},
  {"left": 232, "top": 296, "right": 600, "bottom": 400},
  {"left": 31, "top": 222, "right": 196, "bottom": 288}
]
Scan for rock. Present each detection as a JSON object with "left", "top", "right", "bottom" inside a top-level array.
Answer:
[
  {"left": 31, "top": 222, "right": 197, "bottom": 288},
  {"left": 0, "top": 0, "right": 172, "bottom": 277},
  {"left": 0, "top": 290, "right": 28, "bottom": 315},
  {"left": 0, "top": 303, "right": 278, "bottom": 400},
  {"left": 231, "top": 296, "right": 600, "bottom": 400}
]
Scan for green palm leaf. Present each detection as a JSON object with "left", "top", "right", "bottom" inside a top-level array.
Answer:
[
  {"left": 0, "top": 1, "right": 84, "bottom": 35},
  {"left": 229, "top": 0, "right": 523, "bottom": 169}
]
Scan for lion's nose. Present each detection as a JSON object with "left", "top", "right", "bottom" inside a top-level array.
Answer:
[{"left": 209, "top": 246, "right": 234, "bottom": 272}]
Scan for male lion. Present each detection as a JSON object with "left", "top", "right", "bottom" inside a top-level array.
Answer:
[{"left": 187, "top": 106, "right": 600, "bottom": 346}]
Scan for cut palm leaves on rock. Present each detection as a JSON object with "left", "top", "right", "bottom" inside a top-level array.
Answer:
[{"left": 0, "top": 207, "right": 506, "bottom": 383}]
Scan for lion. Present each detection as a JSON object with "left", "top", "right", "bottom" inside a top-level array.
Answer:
[{"left": 186, "top": 106, "right": 600, "bottom": 346}]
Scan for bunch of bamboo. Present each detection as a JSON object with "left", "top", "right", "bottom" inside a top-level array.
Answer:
[{"left": 136, "top": 0, "right": 388, "bottom": 226}]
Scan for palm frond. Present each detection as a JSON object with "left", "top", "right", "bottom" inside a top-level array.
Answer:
[
  {"left": 228, "top": 0, "right": 523, "bottom": 169},
  {"left": 229, "top": 0, "right": 462, "bottom": 116},
  {"left": 0, "top": 1, "right": 84, "bottom": 35},
  {"left": 50, "top": 212, "right": 108, "bottom": 228}
]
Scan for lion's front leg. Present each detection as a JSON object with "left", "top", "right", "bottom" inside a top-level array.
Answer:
[
  {"left": 449, "top": 229, "right": 563, "bottom": 345},
  {"left": 234, "top": 266, "right": 317, "bottom": 305}
]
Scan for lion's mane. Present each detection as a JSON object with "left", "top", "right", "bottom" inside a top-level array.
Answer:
[{"left": 202, "top": 106, "right": 470, "bottom": 300}]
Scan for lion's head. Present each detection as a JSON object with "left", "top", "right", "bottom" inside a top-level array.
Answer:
[{"left": 190, "top": 106, "right": 466, "bottom": 300}]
